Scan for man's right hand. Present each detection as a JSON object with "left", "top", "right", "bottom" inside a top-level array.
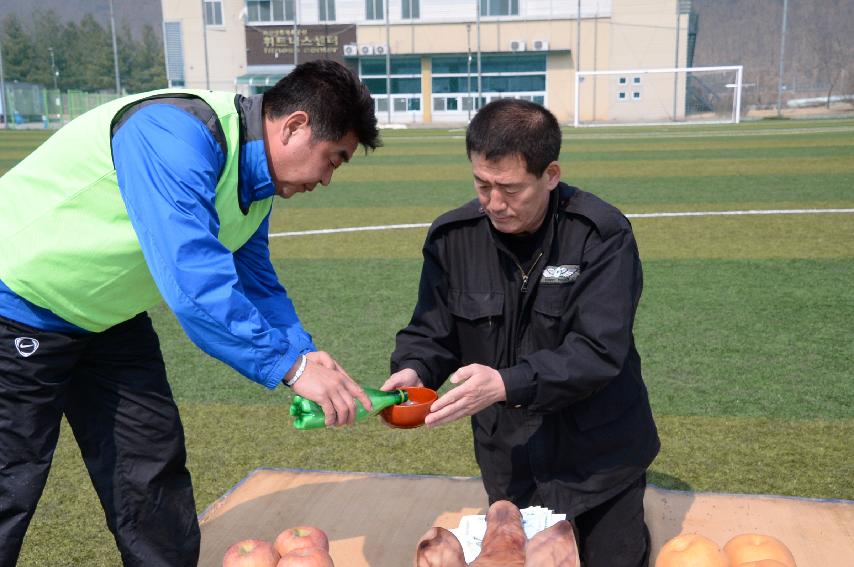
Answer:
[
  {"left": 288, "top": 353, "right": 372, "bottom": 427},
  {"left": 381, "top": 367, "right": 423, "bottom": 391}
]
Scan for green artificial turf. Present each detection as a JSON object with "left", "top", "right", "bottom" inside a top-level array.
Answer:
[{"left": 3, "top": 119, "right": 852, "bottom": 565}]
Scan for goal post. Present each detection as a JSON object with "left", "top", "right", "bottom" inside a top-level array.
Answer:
[{"left": 574, "top": 65, "right": 743, "bottom": 127}]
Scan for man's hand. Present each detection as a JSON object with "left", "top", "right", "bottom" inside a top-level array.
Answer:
[
  {"left": 424, "top": 364, "right": 506, "bottom": 428},
  {"left": 381, "top": 367, "right": 423, "bottom": 391},
  {"left": 288, "top": 351, "right": 372, "bottom": 427}
]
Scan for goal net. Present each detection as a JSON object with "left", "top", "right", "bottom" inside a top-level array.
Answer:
[{"left": 574, "top": 65, "right": 743, "bottom": 127}]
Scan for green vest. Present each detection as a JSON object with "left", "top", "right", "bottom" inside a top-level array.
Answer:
[{"left": 0, "top": 89, "right": 273, "bottom": 331}]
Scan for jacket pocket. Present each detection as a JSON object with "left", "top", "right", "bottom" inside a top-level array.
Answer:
[
  {"left": 447, "top": 289, "right": 504, "bottom": 364},
  {"left": 529, "top": 285, "right": 572, "bottom": 350},
  {"left": 472, "top": 403, "right": 500, "bottom": 438},
  {"left": 532, "top": 284, "right": 571, "bottom": 317},
  {"left": 447, "top": 289, "right": 504, "bottom": 320}
]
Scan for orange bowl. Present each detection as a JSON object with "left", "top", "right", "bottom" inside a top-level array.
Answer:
[{"left": 380, "top": 387, "right": 438, "bottom": 429}]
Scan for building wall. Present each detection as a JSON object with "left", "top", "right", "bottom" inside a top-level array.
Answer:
[
  {"left": 161, "top": 0, "right": 686, "bottom": 124},
  {"left": 592, "top": 0, "right": 688, "bottom": 122},
  {"left": 161, "top": 0, "right": 248, "bottom": 91}
]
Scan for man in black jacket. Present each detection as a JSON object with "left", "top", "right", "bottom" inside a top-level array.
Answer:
[{"left": 383, "top": 99, "right": 660, "bottom": 567}]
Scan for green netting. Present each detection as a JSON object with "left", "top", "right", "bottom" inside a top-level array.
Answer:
[{"left": 2, "top": 83, "right": 121, "bottom": 128}]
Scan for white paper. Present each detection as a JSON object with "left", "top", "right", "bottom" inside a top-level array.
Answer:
[{"left": 448, "top": 506, "right": 567, "bottom": 563}]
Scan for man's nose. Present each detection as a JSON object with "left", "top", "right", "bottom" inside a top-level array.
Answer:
[
  {"left": 487, "top": 189, "right": 507, "bottom": 211},
  {"left": 321, "top": 169, "right": 333, "bottom": 186}
]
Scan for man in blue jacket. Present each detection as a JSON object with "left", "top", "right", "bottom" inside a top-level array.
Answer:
[{"left": 0, "top": 60, "right": 379, "bottom": 566}]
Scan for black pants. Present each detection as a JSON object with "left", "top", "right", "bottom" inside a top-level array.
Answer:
[
  {"left": 0, "top": 314, "right": 199, "bottom": 567},
  {"left": 510, "top": 474, "right": 650, "bottom": 567},
  {"left": 573, "top": 475, "right": 651, "bottom": 567}
]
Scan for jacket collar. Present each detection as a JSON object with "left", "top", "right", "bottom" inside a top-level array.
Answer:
[
  {"left": 236, "top": 94, "right": 276, "bottom": 213},
  {"left": 556, "top": 182, "right": 577, "bottom": 212}
]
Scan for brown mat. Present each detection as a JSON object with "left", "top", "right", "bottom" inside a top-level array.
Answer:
[{"left": 198, "top": 468, "right": 854, "bottom": 567}]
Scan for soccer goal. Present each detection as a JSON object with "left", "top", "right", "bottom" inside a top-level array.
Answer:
[{"left": 574, "top": 65, "right": 743, "bottom": 127}]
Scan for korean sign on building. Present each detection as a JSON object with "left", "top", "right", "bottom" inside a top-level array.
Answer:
[{"left": 246, "top": 24, "right": 356, "bottom": 65}]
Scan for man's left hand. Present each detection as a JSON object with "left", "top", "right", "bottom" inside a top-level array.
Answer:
[
  {"left": 306, "top": 351, "right": 352, "bottom": 380},
  {"left": 424, "top": 364, "right": 506, "bottom": 427}
]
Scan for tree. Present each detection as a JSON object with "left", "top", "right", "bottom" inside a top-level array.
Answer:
[
  {"left": 1, "top": 11, "right": 168, "bottom": 94},
  {"left": 1, "top": 14, "right": 36, "bottom": 82},
  {"left": 30, "top": 10, "right": 64, "bottom": 88},
  {"left": 66, "top": 15, "right": 114, "bottom": 91},
  {"left": 805, "top": 0, "right": 854, "bottom": 107},
  {"left": 125, "top": 24, "right": 167, "bottom": 92}
]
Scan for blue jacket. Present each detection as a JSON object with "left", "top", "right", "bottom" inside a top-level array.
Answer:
[{"left": 0, "top": 95, "right": 315, "bottom": 388}]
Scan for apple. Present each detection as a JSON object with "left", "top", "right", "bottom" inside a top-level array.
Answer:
[
  {"left": 222, "top": 539, "right": 280, "bottom": 567},
  {"left": 723, "top": 534, "right": 796, "bottom": 567},
  {"left": 655, "top": 533, "right": 730, "bottom": 567},
  {"left": 276, "top": 546, "right": 335, "bottom": 567},
  {"left": 274, "top": 526, "right": 330, "bottom": 557}
]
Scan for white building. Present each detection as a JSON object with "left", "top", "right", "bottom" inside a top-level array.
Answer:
[{"left": 161, "top": 0, "right": 692, "bottom": 124}]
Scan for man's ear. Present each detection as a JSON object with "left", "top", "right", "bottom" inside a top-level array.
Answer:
[
  {"left": 544, "top": 161, "right": 562, "bottom": 190},
  {"left": 280, "top": 111, "right": 309, "bottom": 144}
]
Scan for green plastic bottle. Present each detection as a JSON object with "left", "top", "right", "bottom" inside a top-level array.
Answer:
[{"left": 289, "top": 387, "right": 408, "bottom": 430}]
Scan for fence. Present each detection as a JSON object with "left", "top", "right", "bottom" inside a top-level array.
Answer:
[{"left": 1, "top": 82, "right": 122, "bottom": 129}]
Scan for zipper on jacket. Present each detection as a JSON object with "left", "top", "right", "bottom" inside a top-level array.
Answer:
[{"left": 512, "top": 251, "right": 544, "bottom": 293}]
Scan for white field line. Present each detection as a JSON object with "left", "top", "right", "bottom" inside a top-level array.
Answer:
[
  {"left": 269, "top": 208, "right": 854, "bottom": 238},
  {"left": 388, "top": 125, "right": 854, "bottom": 142},
  {"left": 270, "top": 222, "right": 431, "bottom": 237}
]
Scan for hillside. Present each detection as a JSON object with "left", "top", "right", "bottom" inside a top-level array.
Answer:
[
  {"left": 691, "top": 0, "right": 854, "bottom": 107},
  {"left": 0, "top": 0, "right": 161, "bottom": 40}
]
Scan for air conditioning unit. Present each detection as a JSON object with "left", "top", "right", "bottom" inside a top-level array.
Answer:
[
  {"left": 509, "top": 40, "right": 526, "bottom": 52},
  {"left": 374, "top": 44, "right": 389, "bottom": 56},
  {"left": 532, "top": 39, "right": 549, "bottom": 51},
  {"left": 359, "top": 44, "right": 375, "bottom": 56},
  {"left": 343, "top": 44, "right": 358, "bottom": 57}
]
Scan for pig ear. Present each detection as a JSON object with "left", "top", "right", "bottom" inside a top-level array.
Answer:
[
  {"left": 415, "top": 527, "right": 467, "bottom": 567},
  {"left": 475, "top": 501, "right": 527, "bottom": 565},
  {"left": 524, "top": 520, "right": 580, "bottom": 567}
]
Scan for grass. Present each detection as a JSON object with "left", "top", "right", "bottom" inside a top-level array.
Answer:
[{"left": 1, "top": 119, "right": 852, "bottom": 565}]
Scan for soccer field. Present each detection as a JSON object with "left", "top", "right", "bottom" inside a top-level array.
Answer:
[{"left": 2, "top": 119, "right": 853, "bottom": 565}]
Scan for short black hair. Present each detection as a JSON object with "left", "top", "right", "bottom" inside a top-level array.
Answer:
[
  {"left": 465, "top": 99, "right": 561, "bottom": 177},
  {"left": 263, "top": 59, "right": 380, "bottom": 151}
]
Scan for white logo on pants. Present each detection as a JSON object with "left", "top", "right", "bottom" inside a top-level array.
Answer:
[{"left": 14, "top": 337, "right": 40, "bottom": 357}]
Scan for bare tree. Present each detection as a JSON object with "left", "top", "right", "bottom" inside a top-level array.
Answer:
[{"left": 808, "top": 0, "right": 854, "bottom": 107}]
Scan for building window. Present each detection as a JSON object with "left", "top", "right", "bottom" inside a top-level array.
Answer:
[
  {"left": 618, "top": 92, "right": 627, "bottom": 101},
  {"left": 361, "top": 56, "right": 420, "bottom": 75},
  {"left": 431, "top": 54, "right": 545, "bottom": 112},
  {"left": 204, "top": 0, "right": 223, "bottom": 25},
  {"left": 360, "top": 57, "right": 422, "bottom": 95},
  {"left": 360, "top": 56, "right": 422, "bottom": 114},
  {"left": 247, "top": 0, "right": 295, "bottom": 23},
  {"left": 163, "top": 21, "right": 185, "bottom": 87},
  {"left": 402, "top": 0, "right": 419, "bottom": 19},
  {"left": 366, "top": 0, "right": 383, "bottom": 20},
  {"left": 618, "top": 77, "right": 627, "bottom": 85},
  {"left": 632, "top": 91, "right": 641, "bottom": 100},
  {"left": 633, "top": 76, "right": 642, "bottom": 84},
  {"left": 319, "top": 0, "right": 336, "bottom": 21},
  {"left": 480, "top": 0, "right": 519, "bottom": 17}
]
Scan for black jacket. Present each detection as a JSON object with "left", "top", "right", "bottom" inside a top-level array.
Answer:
[{"left": 391, "top": 183, "right": 660, "bottom": 518}]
